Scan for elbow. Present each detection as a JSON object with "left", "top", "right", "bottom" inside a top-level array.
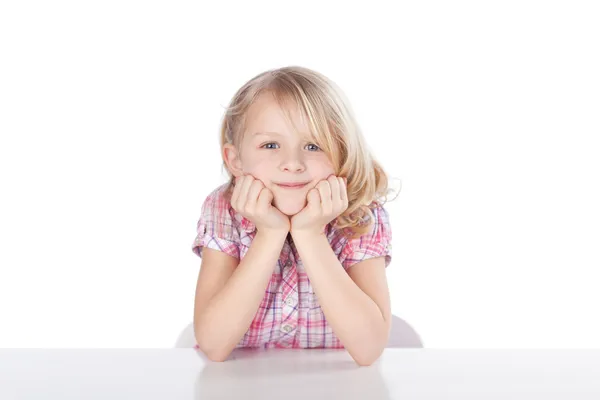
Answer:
[
  {"left": 350, "top": 346, "right": 385, "bottom": 367},
  {"left": 194, "top": 325, "right": 232, "bottom": 362},
  {"left": 347, "top": 325, "right": 389, "bottom": 366},
  {"left": 346, "top": 333, "right": 386, "bottom": 366},
  {"left": 195, "top": 338, "right": 232, "bottom": 362},
  {"left": 201, "top": 347, "right": 231, "bottom": 362}
]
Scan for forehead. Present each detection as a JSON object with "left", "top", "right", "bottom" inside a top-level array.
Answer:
[{"left": 245, "top": 93, "right": 312, "bottom": 138}]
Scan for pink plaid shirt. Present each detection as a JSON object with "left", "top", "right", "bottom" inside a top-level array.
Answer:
[{"left": 191, "top": 183, "right": 392, "bottom": 349}]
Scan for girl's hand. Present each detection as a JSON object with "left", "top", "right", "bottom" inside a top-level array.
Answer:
[
  {"left": 290, "top": 175, "right": 348, "bottom": 236},
  {"left": 231, "top": 175, "right": 290, "bottom": 235}
]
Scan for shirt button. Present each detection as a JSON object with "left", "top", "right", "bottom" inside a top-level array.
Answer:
[
  {"left": 281, "top": 324, "right": 293, "bottom": 333},
  {"left": 285, "top": 297, "right": 295, "bottom": 306}
]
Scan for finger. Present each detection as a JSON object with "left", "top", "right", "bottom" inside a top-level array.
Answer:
[
  {"left": 246, "top": 179, "right": 264, "bottom": 211},
  {"left": 328, "top": 175, "right": 340, "bottom": 201},
  {"left": 327, "top": 175, "right": 342, "bottom": 214},
  {"left": 328, "top": 175, "right": 344, "bottom": 214},
  {"left": 338, "top": 178, "right": 348, "bottom": 204},
  {"left": 231, "top": 175, "right": 243, "bottom": 210},
  {"left": 338, "top": 177, "right": 349, "bottom": 207},
  {"left": 306, "top": 188, "right": 321, "bottom": 207},
  {"left": 239, "top": 175, "right": 255, "bottom": 210},
  {"left": 317, "top": 180, "right": 332, "bottom": 214}
]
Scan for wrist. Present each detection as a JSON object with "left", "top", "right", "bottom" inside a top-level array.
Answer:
[
  {"left": 290, "top": 227, "right": 326, "bottom": 241},
  {"left": 256, "top": 228, "right": 289, "bottom": 241}
]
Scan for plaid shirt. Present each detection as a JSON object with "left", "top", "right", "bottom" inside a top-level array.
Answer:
[{"left": 191, "top": 183, "right": 392, "bottom": 349}]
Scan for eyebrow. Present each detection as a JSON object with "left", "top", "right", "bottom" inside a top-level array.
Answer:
[
  {"left": 252, "top": 131, "right": 316, "bottom": 140},
  {"left": 252, "top": 131, "right": 282, "bottom": 137}
]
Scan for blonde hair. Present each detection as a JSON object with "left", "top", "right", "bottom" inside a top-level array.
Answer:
[{"left": 219, "top": 66, "right": 395, "bottom": 238}]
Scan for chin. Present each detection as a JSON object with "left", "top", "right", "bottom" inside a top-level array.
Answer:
[{"left": 273, "top": 198, "right": 306, "bottom": 216}]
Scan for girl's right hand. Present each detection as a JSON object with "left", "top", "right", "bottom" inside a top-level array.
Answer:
[{"left": 231, "top": 175, "right": 290, "bottom": 234}]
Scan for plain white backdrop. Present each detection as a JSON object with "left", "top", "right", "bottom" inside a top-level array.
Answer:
[{"left": 1, "top": 1, "right": 598, "bottom": 348}]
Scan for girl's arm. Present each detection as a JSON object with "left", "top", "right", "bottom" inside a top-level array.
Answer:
[
  {"left": 193, "top": 230, "right": 287, "bottom": 361},
  {"left": 291, "top": 231, "right": 391, "bottom": 366}
]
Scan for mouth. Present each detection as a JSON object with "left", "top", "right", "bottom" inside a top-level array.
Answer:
[{"left": 275, "top": 182, "right": 310, "bottom": 189}]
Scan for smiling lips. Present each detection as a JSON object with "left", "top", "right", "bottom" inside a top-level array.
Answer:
[{"left": 275, "top": 182, "right": 310, "bottom": 189}]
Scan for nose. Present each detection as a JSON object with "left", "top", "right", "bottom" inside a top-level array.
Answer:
[{"left": 279, "top": 148, "right": 306, "bottom": 173}]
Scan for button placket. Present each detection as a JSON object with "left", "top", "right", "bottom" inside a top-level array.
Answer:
[{"left": 279, "top": 251, "right": 298, "bottom": 338}]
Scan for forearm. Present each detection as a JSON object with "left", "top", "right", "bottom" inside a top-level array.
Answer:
[
  {"left": 292, "top": 231, "right": 389, "bottom": 365},
  {"left": 195, "top": 230, "right": 287, "bottom": 360}
]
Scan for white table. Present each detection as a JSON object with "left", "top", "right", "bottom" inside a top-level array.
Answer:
[{"left": 1, "top": 348, "right": 599, "bottom": 399}]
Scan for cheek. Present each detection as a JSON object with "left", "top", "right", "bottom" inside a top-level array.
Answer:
[
  {"left": 307, "top": 160, "right": 335, "bottom": 179},
  {"left": 242, "top": 157, "right": 273, "bottom": 178}
]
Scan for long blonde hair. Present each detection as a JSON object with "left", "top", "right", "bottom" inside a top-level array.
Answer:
[{"left": 219, "top": 66, "right": 394, "bottom": 238}]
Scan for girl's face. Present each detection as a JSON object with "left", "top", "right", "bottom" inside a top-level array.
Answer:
[{"left": 225, "top": 93, "right": 335, "bottom": 216}]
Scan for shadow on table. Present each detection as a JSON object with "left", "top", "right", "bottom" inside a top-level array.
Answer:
[{"left": 193, "top": 348, "right": 391, "bottom": 399}]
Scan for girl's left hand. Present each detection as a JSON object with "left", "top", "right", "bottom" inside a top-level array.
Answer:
[{"left": 291, "top": 175, "right": 349, "bottom": 236}]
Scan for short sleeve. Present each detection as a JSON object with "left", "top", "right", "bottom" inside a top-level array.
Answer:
[
  {"left": 340, "top": 206, "right": 392, "bottom": 270},
  {"left": 191, "top": 187, "right": 241, "bottom": 260}
]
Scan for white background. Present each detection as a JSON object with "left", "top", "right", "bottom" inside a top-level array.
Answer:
[{"left": 1, "top": 1, "right": 598, "bottom": 348}]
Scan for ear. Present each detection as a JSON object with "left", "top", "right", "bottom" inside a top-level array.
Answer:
[{"left": 223, "top": 143, "right": 244, "bottom": 177}]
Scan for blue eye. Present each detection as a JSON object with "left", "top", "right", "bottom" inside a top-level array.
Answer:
[{"left": 260, "top": 143, "right": 320, "bottom": 151}]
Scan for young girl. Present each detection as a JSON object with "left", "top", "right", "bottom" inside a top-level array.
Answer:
[{"left": 191, "top": 66, "right": 394, "bottom": 366}]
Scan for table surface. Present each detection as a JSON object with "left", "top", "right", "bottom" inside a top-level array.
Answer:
[{"left": 1, "top": 348, "right": 599, "bottom": 399}]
